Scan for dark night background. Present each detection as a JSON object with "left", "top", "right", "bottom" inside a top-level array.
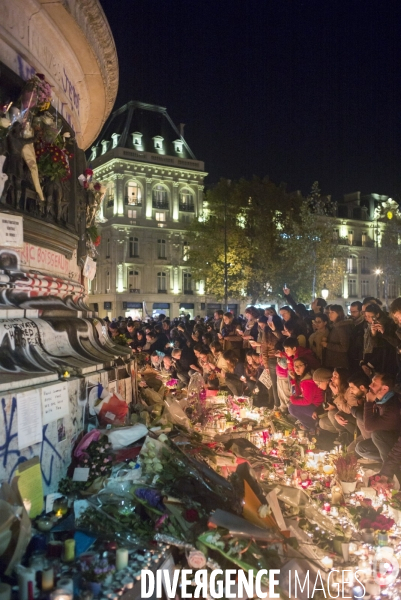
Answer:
[{"left": 99, "top": 0, "right": 401, "bottom": 200}]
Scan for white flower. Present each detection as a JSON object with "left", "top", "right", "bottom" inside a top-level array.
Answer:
[{"left": 258, "top": 504, "right": 271, "bottom": 519}]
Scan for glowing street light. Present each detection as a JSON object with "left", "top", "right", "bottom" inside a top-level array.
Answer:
[{"left": 321, "top": 284, "right": 329, "bottom": 300}]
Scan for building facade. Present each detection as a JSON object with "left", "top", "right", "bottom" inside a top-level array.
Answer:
[
  {"left": 332, "top": 192, "right": 399, "bottom": 308},
  {"left": 88, "top": 101, "right": 214, "bottom": 320}
]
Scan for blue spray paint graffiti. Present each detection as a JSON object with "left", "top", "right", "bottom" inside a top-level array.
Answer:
[{"left": 0, "top": 397, "right": 62, "bottom": 485}]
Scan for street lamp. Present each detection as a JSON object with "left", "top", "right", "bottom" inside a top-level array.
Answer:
[
  {"left": 375, "top": 268, "right": 382, "bottom": 298},
  {"left": 321, "top": 284, "right": 329, "bottom": 300}
]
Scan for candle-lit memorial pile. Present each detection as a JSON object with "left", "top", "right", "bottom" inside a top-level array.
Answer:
[{"left": 2, "top": 371, "right": 401, "bottom": 599}]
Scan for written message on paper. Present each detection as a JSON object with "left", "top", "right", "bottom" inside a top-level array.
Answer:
[
  {"left": 17, "top": 389, "right": 43, "bottom": 449},
  {"left": 41, "top": 382, "right": 70, "bottom": 425}
]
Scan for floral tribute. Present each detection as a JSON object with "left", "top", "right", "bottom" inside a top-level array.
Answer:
[{"left": 22, "top": 74, "right": 52, "bottom": 112}]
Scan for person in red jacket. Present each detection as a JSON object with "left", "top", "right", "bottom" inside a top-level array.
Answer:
[
  {"left": 282, "top": 337, "right": 321, "bottom": 379},
  {"left": 288, "top": 356, "right": 324, "bottom": 431}
]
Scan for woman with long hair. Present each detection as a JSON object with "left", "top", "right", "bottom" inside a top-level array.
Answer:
[{"left": 288, "top": 356, "right": 324, "bottom": 432}]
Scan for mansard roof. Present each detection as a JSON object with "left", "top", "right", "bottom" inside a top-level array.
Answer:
[{"left": 90, "top": 100, "right": 197, "bottom": 161}]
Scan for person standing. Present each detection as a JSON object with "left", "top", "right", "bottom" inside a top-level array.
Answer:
[{"left": 322, "top": 304, "right": 353, "bottom": 369}]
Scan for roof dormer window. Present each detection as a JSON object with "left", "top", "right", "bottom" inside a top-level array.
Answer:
[
  {"left": 111, "top": 133, "right": 120, "bottom": 148},
  {"left": 89, "top": 146, "right": 98, "bottom": 161},
  {"left": 173, "top": 139, "right": 184, "bottom": 154},
  {"left": 101, "top": 140, "right": 109, "bottom": 155},
  {"left": 132, "top": 132, "right": 143, "bottom": 149},
  {"left": 153, "top": 136, "right": 164, "bottom": 152}
]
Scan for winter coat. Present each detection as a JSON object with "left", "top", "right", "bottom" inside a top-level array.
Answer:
[
  {"left": 290, "top": 374, "right": 324, "bottom": 406},
  {"left": 323, "top": 319, "right": 354, "bottom": 369},
  {"left": 363, "top": 393, "right": 401, "bottom": 433},
  {"left": 333, "top": 387, "right": 359, "bottom": 414},
  {"left": 309, "top": 328, "right": 329, "bottom": 362}
]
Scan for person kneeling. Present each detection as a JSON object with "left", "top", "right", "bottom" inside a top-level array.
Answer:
[
  {"left": 288, "top": 357, "right": 324, "bottom": 432},
  {"left": 355, "top": 372, "right": 401, "bottom": 464}
]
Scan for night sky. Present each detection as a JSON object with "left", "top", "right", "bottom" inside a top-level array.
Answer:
[{"left": 99, "top": 0, "right": 401, "bottom": 200}]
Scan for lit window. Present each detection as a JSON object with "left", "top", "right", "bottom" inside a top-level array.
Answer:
[
  {"left": 155, "top": 211, "right": 166, "bottom": 222},
  {"left": 347, "top": 255, "right": 357, "bottom": 274},
  {"left": 127, "top": 209, "right": 137, "bottom": 219},
  {"left": 128, "top": 269, "right": 139, "bottom": 291},
  {"left": 129, "top": 237, "right": 139, "bottom": 257},
  {"left": 333, "top": 229, "right": 339, "bottom": 241},
  {"left": 348, "top": 230, "right": 354, "bottom": 245},
  {"left": 158, "top": 239, "right": 166, "bottom": 259},
  {"left": 157, "top": 271, "right": 167, "bottom": 292},
  {"left": 126, "top": 181, "right": 142, "bottom": 205},
  {"left": 183, "top": 271, "right": 192, "bottom": 292}
]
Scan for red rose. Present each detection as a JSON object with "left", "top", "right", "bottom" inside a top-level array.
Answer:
[
  {"left": 94, "top": 182, "right": 101, "bottom": 191},
  {"left": 83, "top": 181, "right": 89, "bottom": 189},
  {"left": 184, "top": 509, "right": 199, "bottom": 523},
  {"left": 94, "top": 236, "right": 101, "bottom": 246},
  {"left": 84, "top": 168, "right": 93, "bottom": 176}
]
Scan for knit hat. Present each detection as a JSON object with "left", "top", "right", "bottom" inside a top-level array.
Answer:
[{"left": 312, "top": 368, "right": 332, "bottom": 383}]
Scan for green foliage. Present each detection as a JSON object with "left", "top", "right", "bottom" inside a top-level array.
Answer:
[
  {"left": 279, "top": 190, "right": 347, "bottom": 303},
  {"left": 185, "top": 178, "right": 346, "bottom": 304},
  {"left": 185, "top": 177, "right": 300, "bottom": 302}
]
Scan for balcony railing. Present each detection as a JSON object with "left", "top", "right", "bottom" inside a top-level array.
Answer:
[
  {"left": 179, "top": 202, "right": 195, "bottom": 212},
  {"left": 157, "top": 289, "right": 167, "bottom": 294},
  {"left": 339, "top": 237, "right": 375, "bottom": 247},
  {"left": 129, "top": 288, "right": 140, "bottom": 293},
  {"left": 152, "top": 200, "right": 169, "bottom": 209},
  {"left": 183, "top": 290, "right": 193, "bottom": 295},
  {"left": 124, "top": 197, "right": 142, "bottom": 206}
]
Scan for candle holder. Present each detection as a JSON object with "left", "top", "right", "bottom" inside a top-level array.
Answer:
[{"left": 53, "top": 497, "right": 69, "bottom": 518}]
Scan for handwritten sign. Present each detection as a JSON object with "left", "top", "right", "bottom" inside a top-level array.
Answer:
[
  {"left": 17, "top": 389, "right": 43, "bottom": 449},
  {"left": 0, "top": 213, "right": 23, "bottom": 248},
  {"left": 41, "top": 382, "right": 70, "bottom": 425}
]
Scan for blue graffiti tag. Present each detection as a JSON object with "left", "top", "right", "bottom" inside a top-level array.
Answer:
[
  {"left": 40, "top": 424, "right": 62, "bottom": 486},
  {"left": 0, "top": 397, "right": 62, "bottom": 485}
]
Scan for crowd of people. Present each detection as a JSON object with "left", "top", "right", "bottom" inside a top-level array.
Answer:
[{"left": 105, "top": 287, "right": 401, "bottom": 484}]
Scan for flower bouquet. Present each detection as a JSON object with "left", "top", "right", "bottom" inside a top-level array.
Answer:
[
  {"left": 81, "top": 556, "right": 115, "bottom": 582},
  {"left": 334, "top": 452, "right": 358, "bottom": 493},
  {"left": 166, "top": 378, "right": 179, "bottom": 389},
  {"left": 22, "top": 73, "right": 52, "bottom": 111}
]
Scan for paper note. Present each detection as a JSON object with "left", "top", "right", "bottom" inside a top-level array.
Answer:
[
  {"left": 46, "top": 492, "right": 63, "bottom": 514},
  {"left": 73, "top": 468, "right": 90, "bottom": 482},
  {"left": 0, "top": 213, "right": 23, "bottom": 247},
  {"left": 17, "top": 389, "right": 42, "bottom": 449},
  {"left": 16, "top": 457, "right": 44, "bottom": 518},
  {"left": 41, "top": 382, "right": 70, "bottom": 425}
]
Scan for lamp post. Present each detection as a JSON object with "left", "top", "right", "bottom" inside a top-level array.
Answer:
[
  {"left": 321, "top": 284, "right": 329, "bottom": 301},
  {"left": 375, "top": 268, "right": 382, "bottom": 299}
]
